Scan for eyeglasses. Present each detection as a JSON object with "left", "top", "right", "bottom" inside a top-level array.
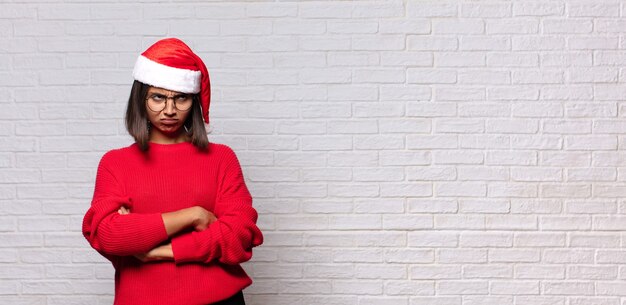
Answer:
[{"left": 146, "top": 93, "right": 193, "bottom": 112}]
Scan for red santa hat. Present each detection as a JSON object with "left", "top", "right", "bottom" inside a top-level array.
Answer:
[{"left": 132, "top": 37, "right": 211, "bottom": 125}]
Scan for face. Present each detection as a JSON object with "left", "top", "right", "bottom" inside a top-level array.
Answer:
[{"left": 145, "top": 86, "right": 193, "bottom": 141}]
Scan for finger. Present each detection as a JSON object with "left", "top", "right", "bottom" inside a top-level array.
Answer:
[{"left": 134, "top": 254, "right": 146, "bottom": 262}]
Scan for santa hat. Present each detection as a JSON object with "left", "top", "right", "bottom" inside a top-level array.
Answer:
[{"left": 132, "top": 37, "right": 211, "bottom": 124}]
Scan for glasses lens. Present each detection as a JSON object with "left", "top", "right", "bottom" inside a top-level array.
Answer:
[
  {"left": 147, "top": 95, "right": 193, "bottom": 112},
  {"left": 147, "top": 97, "right": 165, "bottom": 112},
  {"left": 175, "top": 97, "right": 192, "bottom": 111}
]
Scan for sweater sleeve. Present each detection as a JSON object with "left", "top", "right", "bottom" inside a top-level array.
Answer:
[
  {"left": 170, "top": 147, "right": 264, "bottom": 265},
  {"left": 82, "top": 151, "right": 169, "bottom": 257}
]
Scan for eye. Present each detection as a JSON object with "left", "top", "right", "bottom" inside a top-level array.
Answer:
[
  {"left": 175, "top": 95, "right": 189, "bottom": 101},
  {"left": 150, "top": 94, "right": 165, "bottom": 101}
]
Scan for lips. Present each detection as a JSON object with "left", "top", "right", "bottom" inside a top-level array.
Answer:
[{"left": 161, "top": 119, "right": 178, "bottom": 124}]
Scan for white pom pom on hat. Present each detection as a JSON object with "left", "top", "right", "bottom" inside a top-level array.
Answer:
[{"left": 132, "top": 37, "right": 211, "bottom": 125}]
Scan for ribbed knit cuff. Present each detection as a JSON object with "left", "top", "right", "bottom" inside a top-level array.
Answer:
[
  {"left": 137, "top": 213, "right": 170, "bottom": 246},
  {"left": 171, "top": 230, "right": 204, "bottom": 264}
]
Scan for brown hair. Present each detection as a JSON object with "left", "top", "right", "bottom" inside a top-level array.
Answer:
[{"left": 124, "top": 80, "right": 210, "bottom": 152}]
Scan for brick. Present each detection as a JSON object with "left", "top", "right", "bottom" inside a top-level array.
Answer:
[
  {"left": 514, "top": 232, "right": 565, "bottom": 247},
  {"left": 543, "top": 281, "right": 594, "bottom": 295},
  {"left": 355, "top": 264, "right": 406, "bottom": 279},
  {"left": 491, "top": 280, "right": 539, "bottom": 295},
  {"left": 332, "top": 249, "right": 383, "bottom": 263},
  {"left": 438, "top": 249, "right": 487, "bottom": 263},
  {"left": 411, "top": 265, "right": 461, "bottom": 279},
  {"left": 569, "top": 265, "right": 617, "bottom": 280},
  {"left": 22, "top": 280, "right": 73, "bottom": 294},
  {"left": 304, "top": 264, "right": 354, "bottom": 279},
  {"left": 463, "top": 264, "right": 512, "bottom": 278},
  {"left": 407, "top": 2, "right": 457, "bottom": 17},
  {"left": 486, "top": 215, "right": 537, "bottom": 230},
  {"left": 299, "top": 2, "right": 351, "bottom": 18},
  {"left": 408, "top": 231, "right": 458, "bottom": 247},
  {"left": 459, "top": 199, "right": 509, "bottom": 213},
  {"left": 438, "top": 280, "right": 488, "bottom": 295},
  {"left": 489, "top": 249, "right": 540, "bottom": 263},
  {"left": 461, "top": 3, "right": 511, "bottom": 17},
  {"left": 247, "top": 3, "right": 297, "bottom": 17},
  {"left": 354, "top": 102, "right": 405, "bottom": 118},
  {"left": 569, "top": 3, "right": 620, "bottom": 17},
  {"left": 300, "top": 200, "right": 353, "bottom": 214},
  {"left": 513, "top": 2, "right": 565, "bottom": 16},
  {"left": 330, "top": 215, "right": 381, "bottom": 230},
  {"left": 352, "top": 2, "right": 404, "bottom": 18},
  {"left": 544, "top": 249, "right": 594, "bottom": 264},
  {"left": 353, "top": 35, "right": 405, "bottom": 51},
  {"left": 486, "top": 19, "right": 539, "bottom": 34},
  {"left": 459, "top": 232, "right": 512, "bottom": 247},
  {"left": 328, "top": 183, "right": 380, "bottom": 197},
  {"left": 460, "top": 36, "right": 510, "bottom": 51},
  {"left": 516, "top": 264, "right": 565, "bottom": 279},
  {"left": 464, "top": 296, "right": 513, "bottom": 305},
  {"left": 355, "top": 231, "right": 405, "bottom": 247},
  {"left": 433, "top": 151, "right": 483, "bottom": 164},
  {"left": 384, "top": 280, "right": 433, "bottom": 296},
  {"left": 332, "top": 280, "right": 382, "bottom": 295}
]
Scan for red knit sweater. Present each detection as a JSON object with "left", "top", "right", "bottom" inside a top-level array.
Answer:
[{"left": 82, "top": 141, "right": 263, "bottom": 305}]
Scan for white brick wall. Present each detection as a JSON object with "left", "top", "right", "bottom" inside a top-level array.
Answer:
[{"left": 2, "top": 0, "right": 626, "bottom": 304}]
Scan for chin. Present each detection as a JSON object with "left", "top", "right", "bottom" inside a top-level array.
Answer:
[{"left": 159, "top": 127, "right": 181, "bottom": 135}]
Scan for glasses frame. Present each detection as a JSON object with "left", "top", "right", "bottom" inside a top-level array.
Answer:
[{"left": 145, "top": 93, "right": 193, "bottom": 112}]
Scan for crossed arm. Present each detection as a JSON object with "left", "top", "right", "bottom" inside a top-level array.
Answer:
[
  {"left": 119, "top": 205, "right": 217, "bottom": 262},
  {"left": 82, "top": 148, "right": 263, "bottom": 266}
]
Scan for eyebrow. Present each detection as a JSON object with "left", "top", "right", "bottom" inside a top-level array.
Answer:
[{"left": 148, "top": 92, "right": 189, "bottom": 97}]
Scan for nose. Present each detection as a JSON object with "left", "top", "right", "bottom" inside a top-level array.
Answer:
[{"left": 163, "top": 98, "right": 177, "bottom": 115}]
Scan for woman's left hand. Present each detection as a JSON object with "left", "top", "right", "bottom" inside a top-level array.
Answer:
[
  {"left": 118, "top": 206, "right": 130, "bottom": 215},
  {"left": 134, "top": 243, "right": 173, "bottom": 262}
]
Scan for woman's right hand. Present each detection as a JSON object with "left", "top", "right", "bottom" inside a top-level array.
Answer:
[{"left": 191, "top": 206, "right": 217, "bottom": 231}]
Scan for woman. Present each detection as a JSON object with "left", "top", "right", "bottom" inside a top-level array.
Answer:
[{"left": 82, "top": 38, "right": 263, "bottom": 305}]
